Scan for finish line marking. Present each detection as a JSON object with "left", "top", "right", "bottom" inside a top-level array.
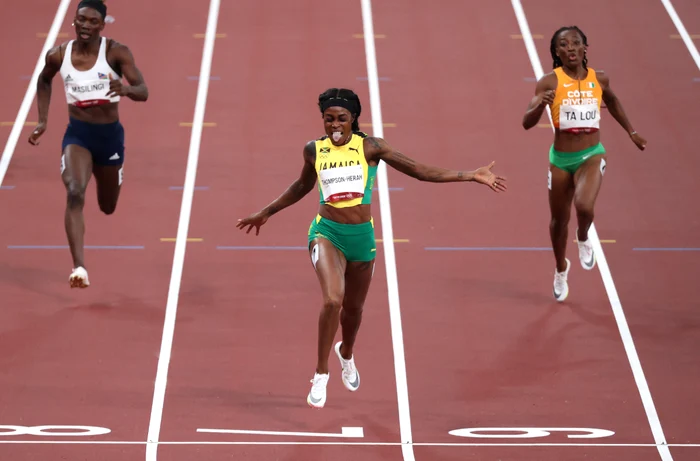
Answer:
[
  {"left": 0, "top": 440, "right": 698, "bottom": 447},
  {"left": 196, "top": 427, "right": 364, "bottom": 438}
]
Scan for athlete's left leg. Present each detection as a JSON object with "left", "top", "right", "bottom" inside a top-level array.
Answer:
[
  {"left": 573, "top": 153, "right": 607, "bottom": 270},
  {"left": 334, "top": 258, "right": 374, "bottom": 392},
  {"left": 339, "top": 259, "right": 374, "bottom": 359},
  {"left": 92, "top": 163, "right": 123, "bottom": 215},
  {"left": 92, "top": 120, "right": 125, "bottom": 215}
]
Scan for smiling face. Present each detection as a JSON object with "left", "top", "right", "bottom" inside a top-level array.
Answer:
[
  {"left": 74, "top": 7, "right": 104, "bottom": 44},
  {"left": 555, "top": 29, "right": 586, "bottom": 70},
  {"left": 322, "top": 106, "right": 355, "bottom": 146}
]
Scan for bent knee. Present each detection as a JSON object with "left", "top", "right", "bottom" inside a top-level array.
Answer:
[
  {"left": 323, "top": 296, "right": 343, "bottom": 312},
  {"left": 99, "top": 203, "right": 117, "bottom": 215},
  {"left": 574, "top": 201, "right": 595, "bottom": 220},
  {"left": 549, "top": 215, "right": 570, "bottom": 231},
  {"left": 342, "top": 303, "right": 364, "bottom": 316},
  {"left": 65, "top": 183, "right": 86, "bottom": 208}
]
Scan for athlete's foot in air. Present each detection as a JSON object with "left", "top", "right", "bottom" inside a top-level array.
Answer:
[
  {"left": 335, "top": 341, "right": 360, "bottom": 392},
  {"left": 69, "top": 266, "right": 90, "bottom": 288},
  {"left": 553, "top": 258, "right": 570, "bottom": 302},
  {"left": 576, "top": 228, "right": 596, "bottom": 270},
  {"left": 307, "top": 372, "right": 329, "bottom": 408}
]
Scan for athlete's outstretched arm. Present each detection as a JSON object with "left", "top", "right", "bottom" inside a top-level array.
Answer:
[
  {"left": 598, "top": 72, "right": 646, "bottom": 150},
  {"left": 522, "top": 73, "right": 556, "bottom": 130},
  {"left": 237, "top": 141, "right": 318, "bottom": 235},
  {"left": 106, "top": 41, "right": 148, "bottom": 101},
  {"left": 28, "top": 46, "right": 62, "bottom": 145},
  {"left": 365, "top": 137, "right": 507, "bottom": 192}
]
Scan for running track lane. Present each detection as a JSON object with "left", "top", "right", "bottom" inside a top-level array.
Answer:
[
  {"left": 0, "top": 1, "right": 210, "bottom": 459},
  {"left": 520, "top": 0, "right": 700, "bottom": 459},
  {"left": 155, "top": 1, "right": 402, "bottom": 460},
  {"left": 369, "top": 0, "right": 674, "bottom": 460},
  {"left": 0, "top": 0, "right": 56, "bottom": 140}
]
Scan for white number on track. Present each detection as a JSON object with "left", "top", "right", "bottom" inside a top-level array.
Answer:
[
  {"left": 449, "top": 427, "right": 615, "bottom": 439},
  {"left": 0, "top": 425, "right": 111, "bottom": 437}
]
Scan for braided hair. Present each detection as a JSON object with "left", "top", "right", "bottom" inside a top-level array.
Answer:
[
  {"left": 550, "top": 26, "right": 588, "bottom": 70},
  {"left": 318, "top": 88, "right": 362, "bottom": 132}
]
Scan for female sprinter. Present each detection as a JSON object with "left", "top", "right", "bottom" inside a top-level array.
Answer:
[
  {"left": 522, "top": 26, "right": 646, "bottom": 302},
  {"left": 237, "top": 88, "right": 507, "bottom": 408},
  {"left": 28, "top": 0, "right": 148, "bottom": 288}
]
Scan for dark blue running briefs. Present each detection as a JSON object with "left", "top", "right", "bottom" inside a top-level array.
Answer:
[{"left": 61, "top": 117, "right": 125, "bottom": 166}]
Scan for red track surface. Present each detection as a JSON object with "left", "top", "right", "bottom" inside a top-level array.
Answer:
[{"left": 1, "top": 0, "right": 698, "bottom": 460}]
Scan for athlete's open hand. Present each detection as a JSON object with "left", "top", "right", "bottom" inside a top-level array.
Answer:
[
  {"left": 473, "top": 161, "right": 507, "bottom": 193},
  {"left": 236, "top": 212, "right": 269, "bottom": 236},
  {"left": 106, "top": 73, "right": 129, "bottom": 98},
  {"left": 28, "top": 122, "right": 47, "bottom": 146},
  {"left": 630, "top": 131, "right": 647, "bottom": 151}
]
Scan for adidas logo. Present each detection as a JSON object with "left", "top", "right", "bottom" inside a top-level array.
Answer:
[{"left": 109, "top": 153, "right": 120, "bottom": 160}]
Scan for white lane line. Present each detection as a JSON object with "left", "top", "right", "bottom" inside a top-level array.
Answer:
[
  {"left": 144, "top": 0, "right": 221, "bottom": 460},
  {"left": 509, "top": 2, "right": 673, "bottom": 461},
  {"left": 660, "top": 0, "right": 700, "bottom": 71},
  {"left": 360, "top": 1, "right": 415, "bottom": 461},
  {"left": 0, "top": 0, "right": 73, "bottom": 186}
]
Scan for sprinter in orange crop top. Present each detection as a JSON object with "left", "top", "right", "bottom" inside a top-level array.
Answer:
[
  {"left": 521, "top": 26, "right": 646, "bottom": 303},
  {"left": 237, "top": 87, "right": 507, "bottom": 409}
]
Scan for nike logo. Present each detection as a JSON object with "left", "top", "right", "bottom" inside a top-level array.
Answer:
[
  {"left": 348, "top": 373, "right": 360, "bottom": 388},
  {"left": 563, "top": 83, "right": 574, "bottom": 87}
]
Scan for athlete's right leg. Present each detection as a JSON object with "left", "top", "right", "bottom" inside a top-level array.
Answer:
[
  {"left": 307, "top": 236, "right": 347, "bottom": 408},
  {"left": 572, "top": 154, "right": 607, "bottom": 270},
  {"left": 548, "top": 165, "right": 575, "bottom": 301},
  {"left": 61, "top": 144, "right": 94, "bottom": 287}
]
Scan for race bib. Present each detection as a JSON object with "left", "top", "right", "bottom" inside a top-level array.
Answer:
[
  {"left": 64, "top": 78, "right": 119, "bottom": 107},
  {"left": 319, "top": 164, "right": 365, "bottom": 203},
  {"left": 558, "top": 89, "right": 600, "bottom": 133}
]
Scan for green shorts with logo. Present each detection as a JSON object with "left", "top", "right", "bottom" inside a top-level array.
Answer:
[
  {"left": 307, "top": 214, "right": 376, "bottom": 262},
  {"left": 549, "top": 142, "right": 606, "bottom": 174}
]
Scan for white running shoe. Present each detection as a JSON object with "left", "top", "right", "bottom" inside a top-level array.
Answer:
[
  {"left": 553, "top": 258, "right": 570, "bottom": 302},
  {"left": 307, "top": 372, "right": 329, "bottom": 409},
  {"left": 69, "top": 266, "right": 90, "bottom": 288},
  {"left": 576, "top": 230, "right": 596, "bottom": 270},
  {"left": 335, "top": 341, "right": 360, "bottom": 392}
]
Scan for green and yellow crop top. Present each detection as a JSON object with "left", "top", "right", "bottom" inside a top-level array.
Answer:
[{"left": 314, "top": 132, "right": 377, "bottom": 209}]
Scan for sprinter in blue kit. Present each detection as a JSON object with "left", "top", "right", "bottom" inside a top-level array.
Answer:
[{"left": 28, "top": 0, "right": 148, "bottom": 288}]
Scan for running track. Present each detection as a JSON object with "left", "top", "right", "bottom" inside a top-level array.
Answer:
[{"left": 0, "top": 1, "right": 698, "bottom": 460}]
